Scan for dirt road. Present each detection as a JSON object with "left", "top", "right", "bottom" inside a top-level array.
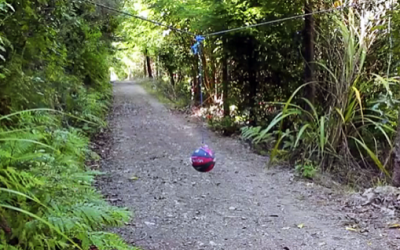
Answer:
[{"left": 97, "top": 81, "right": 392, "bottom": 250}]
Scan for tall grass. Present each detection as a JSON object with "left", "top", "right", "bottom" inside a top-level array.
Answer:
[{"left": 241, "top": 5, "right": 396, "bottom": 184}]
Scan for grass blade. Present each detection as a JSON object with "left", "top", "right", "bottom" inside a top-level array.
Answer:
[
  {"left": 0, "top": 108, "right": 97, "bottom": 125},
  {"left": 351, "top": 136, "right": 390, "bottom": 177},
  {"left": 0, "top": 138, "right": 56, "bottom": 151},
  {"left": 294, "top": 124, "right": 310, "bottom": 148},
  {"left": 319, "top": 116, "right": 325, "bottom": 157},
  {"left": 0, "top": 188, "right": 47, "bottom": 208},
  {"left": 352, "top": 86, "right": 364, "bottom": 124},
  {"left": 0, "top": 204, "right": 82, "bottom": 250}
]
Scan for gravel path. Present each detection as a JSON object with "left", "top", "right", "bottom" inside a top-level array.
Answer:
[{"left": 97, "top": 81, "right": 393, "bottom": 250}]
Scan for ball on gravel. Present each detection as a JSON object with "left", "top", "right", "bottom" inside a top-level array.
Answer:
[{"left": 190, "top": 145, "right": 215, "bottom": 172}]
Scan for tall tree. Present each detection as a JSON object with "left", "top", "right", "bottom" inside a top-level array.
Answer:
[
  {"left": 143, "top": 57, "right": 147, "bottom": 77},
  {"left": 222, "top": 39, "right": 229, "bottom": 118},
  {"left": 303, "top": 0, "right": 315, "bottom": 104},
  {"left": 248, "top": 38, "right": 258, "bottom": 126},
  {"left": 145, "top": 49, "right": 153, "bottom": 78}
]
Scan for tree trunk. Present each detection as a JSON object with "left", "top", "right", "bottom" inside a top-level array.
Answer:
[
  {"left": 168, "top": 69, "right": 175, "bottom": 86},
  {"left": 145, "top": 49, "right": 153, "bottom": 78},
  {"left": 156, "top": 55, "right": 160, "bottom": 79},
  {"left": 248, "top": 42, "right": 258, "bottom": 126},
  {"left": 248, "top": 72, "right": 257, "bottom": 126},
  {"left": 222, "top": 48, "right": 229, "bottom": 118},
  {"left": 209, "top": 49, "right": 216, "bottom": 102},
  {"left": 303, "top": 0, "right": 315, "bottom": 104},
  {"left": 143, "top": 57, "right": 147, "bottom": 77},
  {"left": 392, "top": 112, "right": 400, "bottom": 186},
  {"left": 155, "top": 55, "right": 158, "bottom": 79}
]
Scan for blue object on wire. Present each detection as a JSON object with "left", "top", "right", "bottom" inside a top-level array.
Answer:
[
  {"left": 191, "top": 35, "right": 205, "bottom": 55},
  {"left": 196, "top": 35, "right": 205, "bottom": 42}
]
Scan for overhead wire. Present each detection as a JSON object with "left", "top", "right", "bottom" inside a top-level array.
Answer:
[
  {"left": 85, "top": 0, "right": 194, "bottom": 35},
  {"left": 203, "top": 2, "right": 360, "bottom": 37}
]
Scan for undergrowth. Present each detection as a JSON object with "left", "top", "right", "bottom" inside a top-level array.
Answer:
[
  {"left": 137, "top": 78, "right": 191, "bottom": 109},
  {"left": 0, "top": 97, "right": 136, "bottom": 249},
  {"left": 240, "top": 8, "right": 396, "bottom": 188}
]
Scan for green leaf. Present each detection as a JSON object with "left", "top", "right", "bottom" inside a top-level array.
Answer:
[
  {"left": 294, "top": 124, "right": 310, "bottom": 148},
  {"left": 351, "top": 137, "right": 390, "bottom": 177}
]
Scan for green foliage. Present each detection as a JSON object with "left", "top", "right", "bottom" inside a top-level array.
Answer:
[
  {"left": 139, "top": 78, "right": 191, "bottom": 108},
  {"left": 0, "top": 110, "right": 136, "bottom": 249},
  {"left": 114, "top": 0, "right": 304, "bottom": 109},
  {"left": 241, "top": 6, "right": 397, "bottom": 185},
  {"left": 241, "top": 126, "right": 275, "bottom": 145},
  {"left": 0, "top": 0, "right": 135, "bottom": 249},
  {"left": 295, "top": 159, "right": 317, "bottom": 179},
  {"left": 208, "top": 115, "right": 238, "bottom": 135},
  {"left": 0, "top": 0, "right": 118, "bottom": 115}
]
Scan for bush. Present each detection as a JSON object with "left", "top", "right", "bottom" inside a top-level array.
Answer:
[
  {"left": 208, "top": 116, "right": 239, "bottom": 136},
  {"left": 0, "top": 112, "right": 135, "bottom": 249}
]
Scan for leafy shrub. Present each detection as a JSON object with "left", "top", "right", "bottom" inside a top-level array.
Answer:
[
  {"left": 208, "top": 116, "right": 238, "bottom": 135},
  {"left": 295, "top": 159, "right": 318, "bottom": 179},
  {"left": 0, "top": 109, "right": 136, "bottom": 249}
]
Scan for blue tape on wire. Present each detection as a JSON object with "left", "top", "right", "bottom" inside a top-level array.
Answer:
[
  {"left": 196, "top": 35, "right": 205, "bottom": 42},
  {"left": 191, "top": 35, "right": 205, "bottom": 55},
  {"left": 191, "top": 43, "right": 199, "bottom": 54}
]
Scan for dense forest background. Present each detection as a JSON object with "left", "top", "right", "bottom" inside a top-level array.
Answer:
[{"left": 1, "top": 0, "right": 400, "bottom": 249}]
